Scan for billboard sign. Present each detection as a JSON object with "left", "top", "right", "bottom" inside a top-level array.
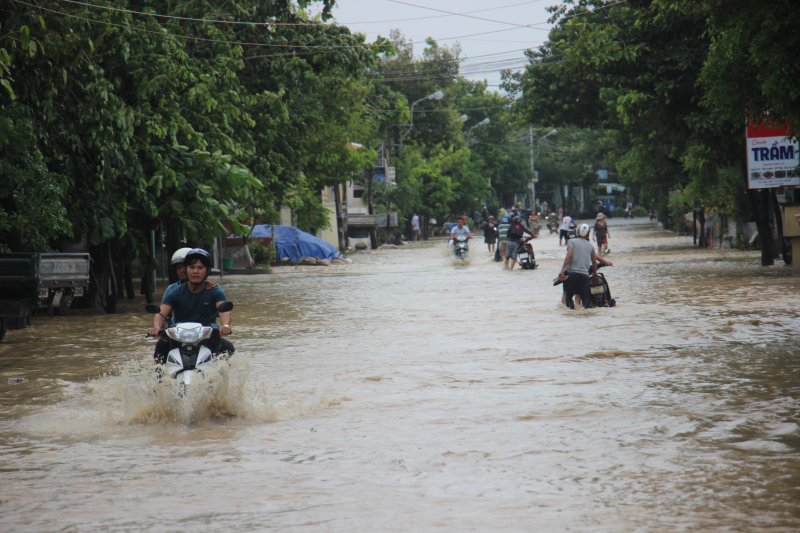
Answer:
[{"left": 747, "top": 122, "right": 799, "bottom": 188}]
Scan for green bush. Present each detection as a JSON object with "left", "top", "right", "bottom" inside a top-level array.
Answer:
[
  {"left": 614, "top": 207, "right": 625, "bottom": 218},
  {"left": 251, "top": 241, "right": 275, "bottom": 267},
  {"left": 634, "top": 205, "right": 648, "bottom": 217}
]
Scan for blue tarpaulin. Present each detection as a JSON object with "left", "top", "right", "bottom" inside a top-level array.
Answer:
[{"left": 242, "top": 225, "right": 340, "bottom": 262}]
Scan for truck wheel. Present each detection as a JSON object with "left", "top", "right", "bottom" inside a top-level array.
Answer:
[
  {"left": 0, "top": 320, "right": 6, "bottom": 342},
  {"left": 53, "top": 296, "right": 71, "bottom": 317}
]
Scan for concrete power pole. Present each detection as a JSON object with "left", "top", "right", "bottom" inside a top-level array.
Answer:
[{"left": 529, "top": 125, "right": 535, "bottom": 209}]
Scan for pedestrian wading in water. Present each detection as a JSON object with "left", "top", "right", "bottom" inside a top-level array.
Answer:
[
  {"left": 482, "top": 215, "right": 497, "bottom": 253},
  {"left": 594, "top": 212, "right": 610, "bottom": 254}
]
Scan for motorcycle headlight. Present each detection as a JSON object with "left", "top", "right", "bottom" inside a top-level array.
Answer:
[
  {"left": 179, "top": 328, "right": 199, "bottom": 343},
  {"left": 166, "top": 328, "right": 181, "bottom": 341},
  {"left": 457, "top": 235, "right": 466, "bottom": 241}
]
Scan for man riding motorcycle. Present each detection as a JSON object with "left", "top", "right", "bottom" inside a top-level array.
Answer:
[
  {"left": 449, "top": 217, "right": 471, "bottom": 245},
  {"left": 149, "top": 248, "right": 233, "bottom": 364},
  {"left": 161, "top": 247, "right": 219, "bottom": 323}
]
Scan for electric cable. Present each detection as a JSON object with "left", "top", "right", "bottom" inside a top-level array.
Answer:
[
  {"left": 385, "top": 0, "right": 552, "bottom": 31},
  {"left": 56, "top": 0, "right": 550, "bottom": 27}
]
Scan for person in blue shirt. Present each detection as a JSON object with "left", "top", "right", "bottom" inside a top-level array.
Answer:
[
  {"left": 161, "top": 247, "right": 219, "bottom": 326},
  {"left": 448, "top": 218, "right": 470, "bottom": 246},
  {"left": 149, "top": 249, "right": 233, "bottom": 364}
]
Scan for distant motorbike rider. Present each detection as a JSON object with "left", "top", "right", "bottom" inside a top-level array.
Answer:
[
  {"left": 559, "top": 213, "right": 574, "bottom": 245},
  {"left": 450, "top": 217, "right": 471, "bottom": 244},
  {"left": 557, "top": 223, "right": 597, "bottom": 309},
  {"left": 505, "top": 216, "right": 535, "bottom": 271},
  {"left": 149, "top": 248, "right": 234, "bottom": 364}
]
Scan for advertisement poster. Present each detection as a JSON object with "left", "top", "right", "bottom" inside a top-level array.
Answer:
[{"left": 747, "top": 122, "right": 800, "bottom": 188}]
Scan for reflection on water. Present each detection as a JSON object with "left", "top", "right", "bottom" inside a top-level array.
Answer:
[{"left": 2, "top": 220, "right": 800, "bottom": 532}]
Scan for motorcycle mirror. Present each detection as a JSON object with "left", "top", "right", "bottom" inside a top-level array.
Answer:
[
  {"left": 217, "top": 301, "right": 234, "bottom": 313},
  {"left": 145, "top": 303, "right": 161, "bottom": 314}
]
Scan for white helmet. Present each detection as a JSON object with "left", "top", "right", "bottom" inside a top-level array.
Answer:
[
  {"left": 577, "top": 223, "right": 591, "bottom": 237},
  {"left": 170, "top": 247, "right": 193, "bottom": 266}
]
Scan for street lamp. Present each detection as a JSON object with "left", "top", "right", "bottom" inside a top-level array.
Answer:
[
  {"left": 400, "top": 90, "right": 445, "bottom": 144},
  {"left": 467, "top": 117, "right": 490, "bottom": 143},
  {"left": 530, "top": 128, "right": 557, "bottom": 209},
  {"left": 457, "top": 114, "right": 469, "bottom": 123}
]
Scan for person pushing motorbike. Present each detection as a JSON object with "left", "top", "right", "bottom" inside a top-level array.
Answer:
[
  {"left": 556, "top": 223, "right": 597, "bottom": 309},
  {"left": 505, "top": 216, "right": 536, "bottom": 271},
  {"left": 149, "top": 248, "right": 234, "bottom": 364}
]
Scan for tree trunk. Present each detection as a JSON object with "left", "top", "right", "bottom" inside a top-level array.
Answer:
[
  {"left": 106, "top": 240, "right": 118, "bottom": 314},
  {"left": 115, "top": 256, "right": 124, "bottom": 297},
  {"left": 79, "top": 244, "right": 105, "bottom": 310},
  {"left": 698, "top": 207, "right": 706, "bottom": 247},
  {"left": 366, "top": 169, "right": 377, "bottom": 249},
  {"left": 385, "top": 202, "right": 392, "bottom": 244},
  {"left": 139, "top": 218, "right": 155, "bottom": 304},
  {"left": 141, "top": 267, "right": 154, "bottom": 304},
  {"left": 167, "top": 219, "right": 182, "bottom": 284},
  {"left": 740, "top": 142, "right": 774, "bottom": 265},
  {"left": 124, "top": 251, "right": 135, "bottom": 300},
  {"left": 771, "top": 189, "right": 784, "bottom": 241},
  {"left": 747, "top": 188, "right": 775, "bottom": 265},
  {"left": 334, "top": 184, "right": 346, "bottom": 250}
]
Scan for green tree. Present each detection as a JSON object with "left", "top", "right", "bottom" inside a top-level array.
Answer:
[{"left": 506, "top": 0, "right": 774, "bottom": 262}]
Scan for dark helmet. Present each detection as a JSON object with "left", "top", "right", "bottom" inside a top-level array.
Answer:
[
  {"left": 184, "top": 248, "right": 212, "bottom": 272},
  {"left": 512, "top": 215, "right": 521, "bottom": 223}
]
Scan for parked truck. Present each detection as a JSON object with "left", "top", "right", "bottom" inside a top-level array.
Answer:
[{"left": 0, "top": 253, "right": 90, "bottom": 342}]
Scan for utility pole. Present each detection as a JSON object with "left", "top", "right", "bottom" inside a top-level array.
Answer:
[
  {"left": 384, "top": 133, "right": 393, "bottom": 244},
  {"left": 529, "top": 125, "right": 535, "bottom": 209}
]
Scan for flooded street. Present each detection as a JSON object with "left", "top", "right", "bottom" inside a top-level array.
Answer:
[{"left": 2, "top": 219, "right": 800, "bottom": 532}]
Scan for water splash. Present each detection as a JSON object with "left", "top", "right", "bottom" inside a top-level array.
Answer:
[
  {"left": 11, "top": 356, "right": 316, "bottom": 435},
  {"left": 116, "top": 357, "right": 280, "bottom": 425}
]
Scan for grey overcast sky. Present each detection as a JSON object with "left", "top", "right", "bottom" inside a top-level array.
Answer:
[{"left": 325, "top": 0, "right": 559, "bottom": 91}]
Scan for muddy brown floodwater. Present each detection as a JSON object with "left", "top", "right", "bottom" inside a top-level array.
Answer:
[{"left": 2, "top": 219, "right": 800, "bottom": 532}]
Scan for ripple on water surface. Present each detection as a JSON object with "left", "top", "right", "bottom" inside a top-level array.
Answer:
[{"left": 2, "top": 222, "right": 800, "bottom": 532}]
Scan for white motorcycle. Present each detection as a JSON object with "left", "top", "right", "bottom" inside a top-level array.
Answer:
[
  {"left": 453, "top": 234, "right": 469, "bottom": 262},
  {"left": 146, "top": 302, "right": 234, "bottom": 386}
]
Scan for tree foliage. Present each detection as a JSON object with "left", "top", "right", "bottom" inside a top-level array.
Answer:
[{"left": 0, "top": 0, "right": 389, "bottom": 303}]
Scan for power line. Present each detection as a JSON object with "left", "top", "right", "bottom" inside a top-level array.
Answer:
[
  {"left": 56, "top": 0, "right": 318, "bottom": 26},
  {"left": 14, "top": 0, "right": 374, "bottom": 52},
  {"left": 365, "top": 54, "right": 565, "bottom": 78},
  {"left": 56, "top": 0, "right": 550, "bottom": 28},
  {"left": 342, "top": 0, "right": 551, "bottom": 25},
  {"left": 18, "top": 0, "right": 542, "bottom": 57},
  {"left": 385, "top": 0, "right": 551, "bottom": 31},
  {"left": 369, "top": 59, "right": 568, "bottom": 82}
]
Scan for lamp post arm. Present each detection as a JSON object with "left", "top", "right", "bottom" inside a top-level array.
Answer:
[{"left": 400, "top": 96, "right": 428, "bottom": 145}]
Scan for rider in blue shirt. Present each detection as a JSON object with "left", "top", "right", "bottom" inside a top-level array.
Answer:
[
  {"left": 149, "top": 248, "right": 233, "bottom": 364},
  {"left": 163, "top": 282, "right": 227, "bottom": 325}
]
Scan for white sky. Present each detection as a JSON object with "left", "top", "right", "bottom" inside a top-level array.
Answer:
[{"left": 326, "top": 0, "right": 558, "bottom": 91}]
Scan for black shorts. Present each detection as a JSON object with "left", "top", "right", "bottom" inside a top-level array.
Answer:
[
  {"left": 564, "top": 273, "right": 591, "bottom": 309},
  {"left": 560, "top": 229, "right": 570, "bottom": 240}
]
